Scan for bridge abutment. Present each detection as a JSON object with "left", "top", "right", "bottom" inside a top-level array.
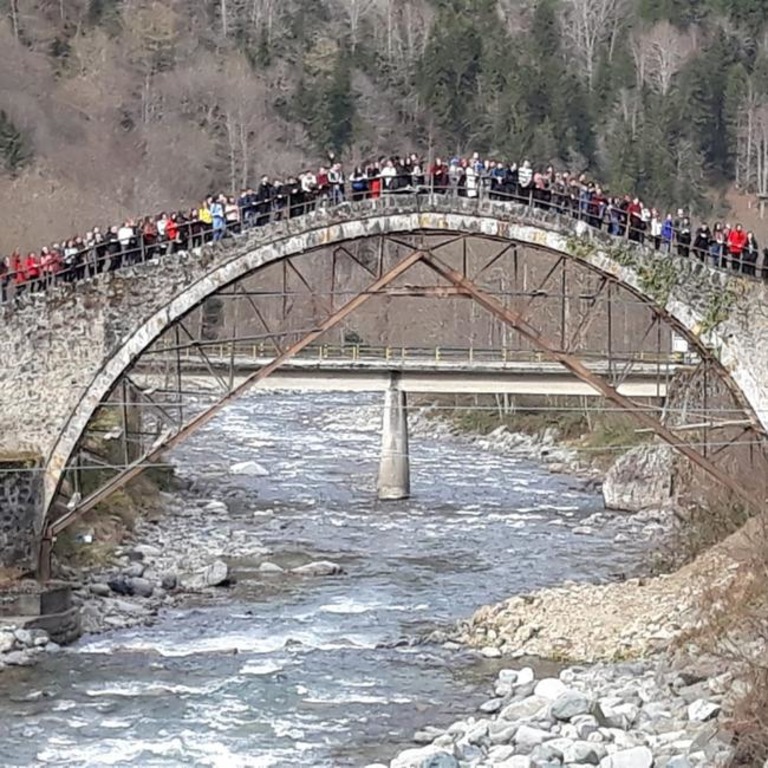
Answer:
[
  {"left": 0, "top": 455, "right": 43, "bottom": 572},
  {"left": 377, "top": 375, "right": 410, "bottom": 501}
]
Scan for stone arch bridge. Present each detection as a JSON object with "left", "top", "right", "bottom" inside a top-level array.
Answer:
[{"left": 2, "top": 195, "right": 768, "bottom": 574}]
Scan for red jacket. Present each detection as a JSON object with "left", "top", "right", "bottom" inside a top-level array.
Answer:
[
  {"left": 25, "top": 254, "right": 40, "bottom": 279},
  {"left": 727, "top": 228, "right": 748, "bottom": 255}
]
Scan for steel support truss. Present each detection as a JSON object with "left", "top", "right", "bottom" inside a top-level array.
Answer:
[{"left": 40, "top": 232, "right": 768, "bottom": 575}]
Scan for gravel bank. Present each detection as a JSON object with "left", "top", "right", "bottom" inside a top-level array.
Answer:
[{"left": 377, "top": 660, "right": 732, "bottom": 767}]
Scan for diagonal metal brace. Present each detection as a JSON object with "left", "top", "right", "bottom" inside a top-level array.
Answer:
[
  {"left": 421, "top": 252, "right": 766, "bottom": 513},
  {"left": 44, "top": 247, "right": 427, "bottom": 542}
]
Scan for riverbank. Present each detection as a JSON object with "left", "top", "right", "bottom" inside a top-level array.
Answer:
[
  {"left": 0, "top": 391, "right": 743, "bottom": 767},
  {"left": 377, "top": 659, "right": 732, "bottom": 768}
]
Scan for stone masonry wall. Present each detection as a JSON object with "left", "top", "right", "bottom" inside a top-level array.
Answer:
[{"left": 0, "top": 457, "right": 42, "bottom": 569}]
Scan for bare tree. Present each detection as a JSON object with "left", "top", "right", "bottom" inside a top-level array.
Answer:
[
  {"left": 641, "top": 21, "right": 697, "bottom": 95},
  {"left": 334, "top": 0, "right": 381, "bottom": 52},
  {"left": 563, "top": 0, "right": 629, "bottom": 89}
]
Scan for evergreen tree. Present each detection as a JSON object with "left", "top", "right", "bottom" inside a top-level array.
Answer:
[{"left": 0, "top": 111, "right": 31, "bottom": 176}]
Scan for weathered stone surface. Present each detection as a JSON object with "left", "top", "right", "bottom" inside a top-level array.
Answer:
[
  {"left": 687, "top": 699, "right": 721, "bottom": 722},
  {"left": 551, "top": 690, "right": 593, "bottom": 721},
  {"left": 602, "top": 445, "right": 673, "bottom": 512},
  {"left": 291, "top": 560, "right": 345, "bottom": 577},
  {"left": 389, "top": 745, "right": 457, "bottom": 768},
  {"left": 0, "top": 457, "right": 42, "bottom": 568},
  {"left": 180, "top": 559, "right": 230, "bottom": 589},
  {"left": 599, "top": 746, "right": 653, "bottom": 768}
]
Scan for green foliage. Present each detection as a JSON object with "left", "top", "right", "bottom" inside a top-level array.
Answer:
[
  {"left": 700, "top": 285, "right": 738, "bottom": 335},
  {"left": 291, "top": 46, "right": 357, "bottom": 155},
  {"left": 637, "top": 258, "right": 678, "bottom": 305},
  {"left": 0, "top": 110, "right": 31, "bottom": 176}
]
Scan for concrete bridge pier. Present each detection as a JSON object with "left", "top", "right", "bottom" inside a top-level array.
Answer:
[{"left": 377, "top": 374, "right": 410, "bottom": 501}]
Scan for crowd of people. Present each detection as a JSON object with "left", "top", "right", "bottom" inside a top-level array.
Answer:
[{"left": 1, "top": 152, "right": 765, "bottom": 303}]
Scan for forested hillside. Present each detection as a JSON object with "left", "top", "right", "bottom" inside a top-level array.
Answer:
[{"left": 2, "top": 0, "right": 768, "bottom": 248}]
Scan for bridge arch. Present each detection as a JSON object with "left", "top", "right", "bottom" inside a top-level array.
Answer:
[{"left": 5, "top": 197, "right": 766, "bottom": 566}]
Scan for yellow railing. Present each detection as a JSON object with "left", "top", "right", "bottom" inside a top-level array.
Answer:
[{"left": 166, "top": 341, "right": 692, "bottom": 367}]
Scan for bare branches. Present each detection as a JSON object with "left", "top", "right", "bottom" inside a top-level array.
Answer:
[
  {"left": 562, "top": 0, "right": 631, "bottom": 89},
  {"left": 630, "top": 21, "right": 697, "bottom": 96}
]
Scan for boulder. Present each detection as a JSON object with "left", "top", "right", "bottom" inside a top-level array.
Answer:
[
  {"left": 107, "top": 576, "right": 132, "bottom": 596},
  {"left": 599, "top": 746, "right": 653, "bottom": 768},
  {"left": 123, "top": 562, "right": 145, "bottom": 578},
  {"left": 551, "top": 690, "right": 593, "bottom": 721},
  {"left": 687, "top": 699, "right": 721, "bottom": 722},
  {"left": 132, "top": 544, "right": 162, "bottom": 558},
  {"left": 534, "top": 678, "right": 568, "bottom": 700},
  {"left": 514, "top": 725, "right": 553, "bottom": 753},
  {"left": 128, "top": 577, "right": 154, "bottom": 598},
  {"left": 291, "top": 560, "right": 345, "bottom": 577},
  {"left": 160, "top": 572, "right": 178, "bottom": 591},
  {"left": 602, "top": 444, "right": 673, "bottom": 512},
  {"left": 13, "top": 629, "right": 33, "bottom": 646},
  {"left": 479, "top": 697, "right": 504, "bottom": 714},
  {"left": 501, "top": 695, "right": 550, "bottom": 721},
  {"left": 389, "top": 746, "right": 457, "bottom": 768},
  {"left": 0, "top": 631, "right": 16, "bottom": 653},
  {"left": 89, "top": 583, "right": 111, "bottom": 597},
  {"left": 516, "top": 667, "right": 535, "bottom": 686},
  {"left": 230, "top": 461, "right": 269, "bottom": 477},
  {"left": 3, "top": 650, "right": 35, "bottom": 666},
  {"left": 258, "top": 562, "right": 284, "bottom": 574},
  {"left": 180, "top": 560, "right": 230, "bottom": 589}
]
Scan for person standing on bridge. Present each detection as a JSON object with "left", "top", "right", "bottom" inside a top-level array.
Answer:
[
  {"left": 198, "top": 200, "right": 213, "bottom": 243},
  {"left": 727, "top": 223, "right": 748, "bottom": 271},
  {"left": 210, "top": 196, "right": 226, "bottom": 241},
  {"left": 256, "top": 176, "right": 273, "bottom": 226}
]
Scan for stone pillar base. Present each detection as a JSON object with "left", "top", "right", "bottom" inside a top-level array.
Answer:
[{"left": 377, "top": 375, "right": 410, "bottom": 501}]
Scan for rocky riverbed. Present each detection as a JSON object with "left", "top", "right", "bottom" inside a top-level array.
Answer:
[
  {"left": 377, "top": 661, "right": 732, "bottom": 768},
  {"left": 0, "top": 394, "right": 737, "bottom": 767}
]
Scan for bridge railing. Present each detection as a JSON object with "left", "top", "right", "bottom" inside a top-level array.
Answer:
[
  {"left": 1, "top": 177, "right": 766, "bottom": 306},
  {"left": 154, "top": 341, "right": 694, "bottom": 369}
]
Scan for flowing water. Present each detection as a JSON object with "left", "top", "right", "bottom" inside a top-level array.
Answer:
[{"left": 0, "top": 392, "right": 645, "bottom": 767}]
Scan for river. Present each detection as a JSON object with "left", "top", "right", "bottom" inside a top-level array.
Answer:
[{"left": 0, "top": 392, "right": 646, "bottom": 767}]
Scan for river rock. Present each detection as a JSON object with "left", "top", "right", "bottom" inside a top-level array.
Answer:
[
  {"left": 389, "top": 745, "right": 458, "bottom": 768},
  {"left": 4, "top": 650, "right": 35, "bottom": 666},
  {"left": 124, "top": 562, "right": 145, "bottom": 578},
  {"left": 479, "top": 697, "right": 504, "bottom": 714},
  {"left": 107, "top": 575, "right": 133, "bottom": 596},
  {"left": 534, "top": 677, "right": 568, "bottom": 700},
  {"left": 128, "top": 577, "right": 154, "bottom": 598},
  {"left": 514, "top": 724, "right": 554, "bottom": 753},
  {"left": 258, "top": 562, "right": 284, "bottom": 574},
  {"left": 0, "top": 631, "right": 15, "bottom": 653},
  {"left": 180, "top": 560, "right": 230, "bottom": 589},
  {"left": 501, "top": 695, "right": 550, "bottom": 721},
  {"left": 291, "top": 560, "right": 345, "bottom": 577},
  {"left": 602, "top": 444, "right": 673, "bottom": 512},
  {"left": 599, "top": 746, "right": 653, "bottom": 768},
  {"left": 160, "top": 572, "right": 178, "bottom": 590},
  {"left": 551, "top": 690, "right": 592, "bottom": 720},
  {"left": 687, "top": 699, "right": 721, "bottom": 722},
  {"left": 516, "top": 667, "right": 535, "bottom": 686},
  {"left": 89, "top": 583, "right": 111, "bottom": 597},
  {"left": 132, "top": 544, "right": 162, "bottom": 558},
  {"left": 13, "top": 629, "right": 33, "bottom": 646},
  {"left": 230, "top": 461, "right": 269, "bottom": 477}
]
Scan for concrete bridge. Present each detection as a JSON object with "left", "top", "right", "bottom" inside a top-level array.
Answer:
[
  {"left": 140, "top": 348, "right": 683, "bottom": 397},
  {"left": 2, "top": 194, "right": 767, "bottom": 574}
]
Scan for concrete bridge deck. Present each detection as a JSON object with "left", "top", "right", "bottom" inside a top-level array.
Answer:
[{"left": 138, "top": 354, "right": 684, "bottom": 397}]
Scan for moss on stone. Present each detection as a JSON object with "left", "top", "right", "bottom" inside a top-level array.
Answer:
[
  {"left": 700, "top": 285, "right": 738, "bottom": 336},
  {"left": 636, "top": 259, "right": 678, "bottom": 306}
]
